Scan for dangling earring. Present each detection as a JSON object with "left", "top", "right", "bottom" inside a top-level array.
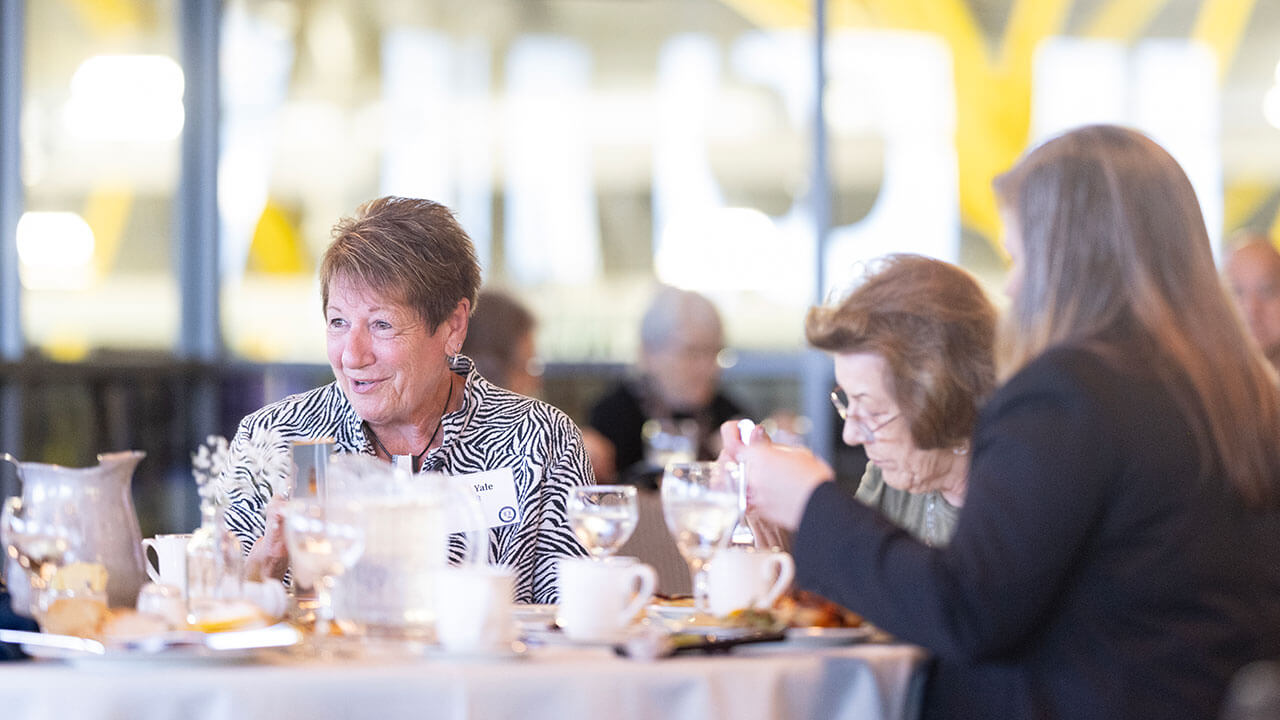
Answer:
[{"left": 952, "top": 443, "right": 969, "bottom": 456}]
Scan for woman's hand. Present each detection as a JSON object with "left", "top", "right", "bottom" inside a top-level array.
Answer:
[
  {"left": 728, "top": 426, "right": 835, "bottom": 532},
  {"left": 717, "top": 419, "right": 765, "bottom": 463},
  {"left": 243, "top": 495, "right": 290, "bottom": 582}
]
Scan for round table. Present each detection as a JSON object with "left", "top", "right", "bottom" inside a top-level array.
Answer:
[{"left": 0, "top": 640, "right": 927, "bottom": 720}]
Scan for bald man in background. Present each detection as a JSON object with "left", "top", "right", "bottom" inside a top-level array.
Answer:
[{"left": 1225, "top": 232, "right": 1280, "bottom": 372}]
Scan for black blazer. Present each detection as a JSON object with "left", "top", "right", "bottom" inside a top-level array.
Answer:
[{"left": 793, "top": 343, "right": 1280, "bottom": 719}]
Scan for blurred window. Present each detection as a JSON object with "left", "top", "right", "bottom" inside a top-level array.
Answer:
[
  {"left": 21, "top": 0, "right": 181, "bottom": 360},
  {"left": 218, "top": 0, "right": 812, "bottom": 364}
]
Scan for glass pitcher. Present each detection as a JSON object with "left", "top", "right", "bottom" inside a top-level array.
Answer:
[
  {"left": 1, "top": 451, "right": 147, "bottom": 615},
  {"left": 324, "top": 455, "right": 487, "bottom": 638}
]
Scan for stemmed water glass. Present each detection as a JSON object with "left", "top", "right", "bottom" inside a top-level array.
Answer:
[
  {"left": 1, "top": 495, "right": 85, "bottom": 619},
  {"left": 282, "top": 498, "right": 365, "bottom": 638},
  {"left": 660, "top": 460, "right": 743, "bottom": 619},
  {"left": 567, "top": 485, "right": 639, "bottom": 560}
]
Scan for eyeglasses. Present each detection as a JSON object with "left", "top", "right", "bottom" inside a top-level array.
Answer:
[{"left": 830, "top": 388, "right": 900, "bottom": 444}]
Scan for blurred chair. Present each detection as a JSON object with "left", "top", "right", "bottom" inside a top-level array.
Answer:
[
  {"left": 618, "top": 489, "right": 691, "bottom": 596},
  {"left": 1222, "top": 661, "right": 1280, "bottom": 720}
]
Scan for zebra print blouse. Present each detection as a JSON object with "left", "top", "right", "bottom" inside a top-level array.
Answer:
[{"left": 223, "top": 355, "right": 592, "bottom": 603}]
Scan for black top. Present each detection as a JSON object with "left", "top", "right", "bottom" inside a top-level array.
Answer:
[
  {"left": 792, "top": 342, "right": 1280, "bottom": 720},
  {"left": 588, "top": 378, "right": 744, "bottom": 486},
  {"left": 0, "top": 587, "right": 37, "bottom": 661}
]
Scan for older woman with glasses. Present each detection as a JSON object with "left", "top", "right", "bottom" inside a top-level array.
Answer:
[{"left": 729, "top": 253, "right": 996, "bottom": 547}]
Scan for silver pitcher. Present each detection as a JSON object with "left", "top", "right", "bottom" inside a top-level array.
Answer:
[{"left": 2, "top": 451, "right": 148, "bottom": 615}]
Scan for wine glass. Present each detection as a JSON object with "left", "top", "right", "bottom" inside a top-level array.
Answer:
[
  {"left": 282, "top": 498, "right": 365, "bottom": 637},
  {"left": 660, "top": 461, "right": 743, "bottom": 619},
  {"left": 567, "top": 485, "right": 638, "bottom": 559},
  {"left": 1, "top": 496, "right": 85, "bottom": 619}
]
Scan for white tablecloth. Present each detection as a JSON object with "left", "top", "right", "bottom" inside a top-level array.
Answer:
[{"left": 1, "top": 641, "right": 926, "bottom": 720}]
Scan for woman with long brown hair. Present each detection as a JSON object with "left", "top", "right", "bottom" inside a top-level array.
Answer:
[{"left": 727, "top": 125, "right": 1280, "bottom": 719}]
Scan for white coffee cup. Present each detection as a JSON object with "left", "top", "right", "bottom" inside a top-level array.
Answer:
[
  {"left": 557, "top": 557, "right": 655, "bottom": 642},
  {"left": 142, "top": 533, "right": 192, "bottom": 594},
  {"left": 706, "top": 547, "right": 795, "bottom": 617},
  {"left": 434, "top": 565, "right": 516, "bottom": 653}
]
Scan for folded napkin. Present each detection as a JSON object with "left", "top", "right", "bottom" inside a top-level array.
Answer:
[{"left": 242, "top": 581, "right": 288, "bottom": 620}]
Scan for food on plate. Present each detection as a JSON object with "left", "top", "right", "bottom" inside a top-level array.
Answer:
[
  {"left": 774, "top": 590, "right": 865, "bottom": 628},
  {"left": 99, "top": 609, "right": 173, "bottom": 641},
  {"left": 187, "top": 599, "right": 269, "bottom": 634},
  {"left": 38, "top": 592, "right": 267, "bottom": 641},
  {"left": 720, "top": 591, "right": 863, "bottom": 630},
  {"left": 41, "top": 600, "right": 176, "bottom": 641},
  {"left": 50, "top": 562, "right": 109, "bottom": 594},
  {"left": 649, "top": 590, "right": 865, "bottom": 632},
  {"left": 39, "top": 595, "right": 111, "bottom": 637},
  {"left": 721, "top": 608, "right": 782, "bottom": 631}
]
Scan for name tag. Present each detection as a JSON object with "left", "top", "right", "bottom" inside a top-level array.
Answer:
[{"left": 451, "top": 468, "right": 520, "bottom": 529}]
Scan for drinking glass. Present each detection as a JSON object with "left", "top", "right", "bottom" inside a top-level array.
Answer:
[
  {"left": 282, "top": 498, "right": 365, "bottom": 637},
  {"left": 567, "top": 485, "right": 638, "bottom": 559},
  {"left": 1, "top": 496, "right": 85, "bottom": 618},
  {"left": 660, "top": 461, "right": 743, "bottom": 618}
]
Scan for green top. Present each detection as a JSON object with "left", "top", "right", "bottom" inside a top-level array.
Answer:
[{"left": 854, "top": 463, "right": 959, "bottom": 547}]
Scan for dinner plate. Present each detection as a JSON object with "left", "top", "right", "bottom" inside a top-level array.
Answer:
[
  {"left": 645, "top": 603, "right": 695, "bottom": 621},
  {"left": 21, "top": 642, "right": 268, "bottom": 667},
  {"left": 724, "top": 626, "right": 873, "bottom": 655},
  {"left": 14, "top": 622, "right": 301, "bottom": 667},
  {"left": 644, "top": 605, "right": 776, "bottom": 634},
  {"left": 644, "top": 604, "right": 700, "bottom": 629},
  {"left": 779, "top": 626, "right": 874, "bottom": 647},
  {"left": 512, "top": 604, "right": 557, "bottom": 629}
]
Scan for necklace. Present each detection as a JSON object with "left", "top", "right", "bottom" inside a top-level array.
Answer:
[
  {"left": 364, "top": 377, "right": 454, "bottom": 473},
  {"left": 924, "top": 493, "right": 939, "bottom": 548}
]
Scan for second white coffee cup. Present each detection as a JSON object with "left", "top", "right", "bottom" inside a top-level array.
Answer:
[
  {"left": 434, "top": 564, "right": 516, "bottom": 653},
  {"left": 706, "top": 547, "right": 795, "bottom": 617},
  {"left": 557, "top": 557, "right": 655, "bottom": 642}
]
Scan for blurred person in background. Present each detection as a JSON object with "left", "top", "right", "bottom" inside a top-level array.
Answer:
[
  {"left": 225, "top": 197, "right": 590, "bottom": 604},
  {"left": 462, "top": 288, "right": 616, "bottom": 482},
  {"left": 589, "top": 286, "right": 746, "bottom": 488},
  {"left": 1224, "top": 231, "right": 1280, "bottom": 372},
  {"left": 727, "top": 126, "right": 1280, "bottom": 719},
  {"left": 740, "top": 253, "right": 996, "bottom": 548},
  {"left": 461, "top": 289, "right": 543, "bottom": 398}
]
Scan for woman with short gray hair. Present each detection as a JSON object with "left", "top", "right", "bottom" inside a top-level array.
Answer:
[{"left": 226, "top": 196, "right": 591, "bottom": 604}]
